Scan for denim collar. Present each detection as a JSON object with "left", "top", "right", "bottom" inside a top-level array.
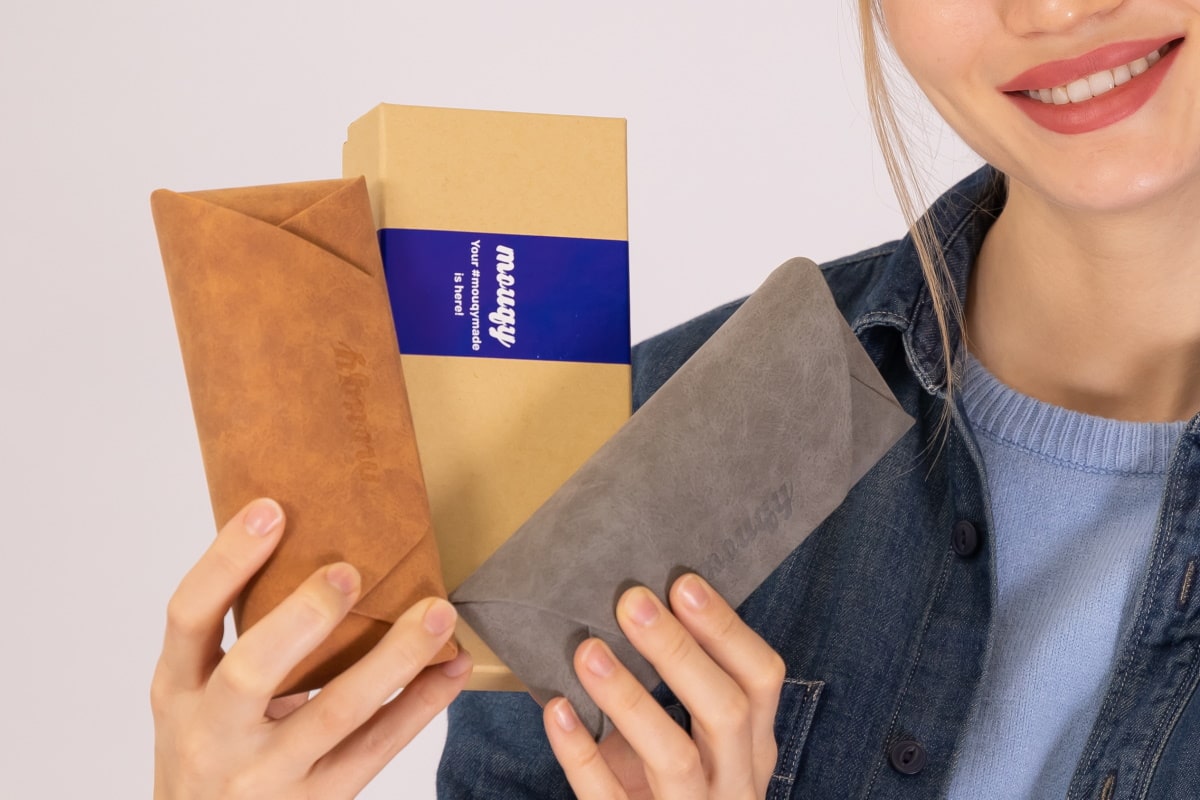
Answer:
[{"left": 851, "top": 164, "right": 1008, "bottom": 396}]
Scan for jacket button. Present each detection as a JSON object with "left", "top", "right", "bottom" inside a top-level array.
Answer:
[
  {"left": 952, "top": 520, "right": 980, "bottom": 558},
  {"left": 889, "top": 738, "right": 927, "bottom": 775}
]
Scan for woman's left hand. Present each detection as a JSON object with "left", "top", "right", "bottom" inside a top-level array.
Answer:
[{"left": 542, "top": 573, "right": 786, "bottom": 799}]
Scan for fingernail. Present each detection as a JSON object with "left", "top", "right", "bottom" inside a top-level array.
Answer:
[
  {"left": 244, "top": 499, "right": 282, "bottom": 537},
  {"left": 678, "top": 574, "right": 709, "bottom": 610},
  {"left": 584, "top": 640, "right": 615, "bottom": 677},
  {"left": 624, "top": 587, "right": 659, "bottom": 626},
  {"left": 441, "top": 649, "right": 473, "bottom": 678},
  {"left": 553, "top": 698, "right": 579, "bottom": 732},
  {"left": 423, "top": 599, "right": 457, "bottom": 636},
  {"left": 326, "top": 563, "right": 359, "bottom": 595}
]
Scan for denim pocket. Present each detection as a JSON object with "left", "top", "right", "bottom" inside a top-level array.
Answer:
[{"left": 766, "top": 677, "right": 825, "bottom": 800}]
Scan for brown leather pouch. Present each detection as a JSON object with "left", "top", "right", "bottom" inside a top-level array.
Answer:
[{"left": 150, "top": 177, "right": 456, "bottom": 697}]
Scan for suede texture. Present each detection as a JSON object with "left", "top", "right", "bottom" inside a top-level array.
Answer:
[
  {"left": 451, "top": 258, "right": 914, "bottom": 740},
  {"left": 150, "top": 177, "right": 455, "bottom": 698}
]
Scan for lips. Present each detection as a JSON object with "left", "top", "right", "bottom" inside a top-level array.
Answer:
[
  {"left": 999, "top": 35, "right": 1184, "bottom": 93},
  {"left": 1003, "top": 38, "right": 1183, "bottom": 135}
]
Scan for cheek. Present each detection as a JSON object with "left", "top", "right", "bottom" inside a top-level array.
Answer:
[{"left": 878, "top": 0, "right": 989, "bottom": 95}]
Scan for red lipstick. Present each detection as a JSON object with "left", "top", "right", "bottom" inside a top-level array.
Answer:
[
  {"left": 1000, "top": 36, "right": 1180, "bottom": 92},
  {"left": 1002, "top": 37, "right": 1184, "bottom": 135}
]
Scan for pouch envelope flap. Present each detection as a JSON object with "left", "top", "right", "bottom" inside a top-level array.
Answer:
[
  {"left": 279, "top": 178, "right": 381, "bottom": 277},
  {"left": 151, "top": 179, "right": 453, "bottom": 696},
  {"left": 841, "top": 324, "right": 917, "bottom": 485},
  {"left": 181, "top": 178, "right": 351, "bottom": 225},
  {"left": 454, "top": 258, "right": 914, "bottom": 739}
]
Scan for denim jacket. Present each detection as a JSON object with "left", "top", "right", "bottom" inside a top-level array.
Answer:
[{"left": 436, "top": 166, "right": 1200, "bottom": 799}]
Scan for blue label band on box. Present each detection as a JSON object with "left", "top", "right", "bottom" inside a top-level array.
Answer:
[{"left": 379, "top": 228, "right": 631, "bottom": 365}]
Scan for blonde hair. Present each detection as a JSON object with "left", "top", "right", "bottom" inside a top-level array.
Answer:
[{"left": 857, "top": 0, "right": 963, "bottom": 422}]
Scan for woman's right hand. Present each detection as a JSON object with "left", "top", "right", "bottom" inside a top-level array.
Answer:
[{"left": 150, "top": 497, "right": 472, "bottom": 800}]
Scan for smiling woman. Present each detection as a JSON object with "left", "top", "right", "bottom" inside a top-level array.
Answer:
[
  {"left": 145, "top": 0, "right": 1200, "bottom": 798},
  {"left": 437, "top": 0, "right": 1200, "bottom": 798}
]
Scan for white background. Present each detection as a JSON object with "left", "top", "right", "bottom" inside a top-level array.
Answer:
[{"left": 0, "top": 1, "right": 978, "bottom": 797}]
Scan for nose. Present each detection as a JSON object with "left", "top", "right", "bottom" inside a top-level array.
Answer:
[{"left": 1002, "top": 0, "right": 1125, "bottom": 36}]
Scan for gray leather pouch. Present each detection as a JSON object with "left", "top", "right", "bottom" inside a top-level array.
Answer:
[{"left": 451, "top": 257, "right": 915, "bottom": 740}]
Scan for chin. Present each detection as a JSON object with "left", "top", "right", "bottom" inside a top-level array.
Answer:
[{"left": 1001, "top": 149, "right": 1200, "bottom": 215}]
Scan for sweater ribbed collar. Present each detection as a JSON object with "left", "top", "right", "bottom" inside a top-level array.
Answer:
[{"left": 961, "top": 353, "right": 1188, "bottom": 476}]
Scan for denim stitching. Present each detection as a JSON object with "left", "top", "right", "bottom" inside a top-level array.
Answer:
[
  {"left": 903, "top": 330, "right": 938, "bottom": 398},
  {"left": 1100, "top": 772, "right": 1116, "bottom": 800},
  {"left": 1128, "top": 509, "right": 1200, "bottom": 800},
  {"left": 1134, "top": 645, "right": 1200, "bottom": 800},
  {"left": 770, "top": 679, "right": 825, "bottom": 785},
  {"left": 903, "top": 200, "right": 980, "bottom": 395},
  {"left": 1074, "top": 448, "right": 1183, "bottom": 786},
  {"left": 852, "top": 311, "right": 908, "bottom": 337},
  {"left": 1070, "top": 438, "right": 1189, "bottom": 798},
  {"left": 862, "top": 546, "right": 957, "bottom": 798},
  {"left": 863, "top": 405, "right": 978, "bottom": 797},
  {"left": 1178, "top": 560, "right": 1196, "bottom": 611}
]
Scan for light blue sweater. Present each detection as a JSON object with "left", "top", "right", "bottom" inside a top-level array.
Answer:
[{"left": 946, "top": 354, "right": 1188, "bottom": 799}]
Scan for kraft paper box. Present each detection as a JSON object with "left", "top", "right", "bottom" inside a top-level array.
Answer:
[{"left": 343, "top": 104, "right": 631, "bottom": 691}]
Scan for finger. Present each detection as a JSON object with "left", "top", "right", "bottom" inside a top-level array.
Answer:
[
  {"left": 543, "top": 697, "right": 627, "bottom": 800},
  {"left": 616, "top": 585, "right": 756, "bottom": 798},
  {"left": 277, "top": 597, "right": 461, "bottom": 764},
  {"left": 669, "top": 573, "right": 786, "bottom": 793},
  {"left": 158, "top": 498, "right": 285, "bottom": 691},
  {"left": 265, "top": 690, "right": 311, "bottom": 721},
  {"left": 311, "top": 648, "right": 474, "bottom": 797},
  {"left": 203, "top": 561, "right": 361, "bottom": 731},
  {"left": 575, "top": 638, "right": 706, "bottom": 800}
]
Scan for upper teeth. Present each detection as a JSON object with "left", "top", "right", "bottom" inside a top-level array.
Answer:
[{"left": 1023, "top": 44, "right": 1171, "bottom": 104}]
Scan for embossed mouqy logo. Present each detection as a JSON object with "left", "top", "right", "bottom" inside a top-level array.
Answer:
[
  {"left": 699, "top": 482, "right": 795, "bottom": 577},
  {"left": 331, "top": 341, "right": 382, "bottom": 484}
]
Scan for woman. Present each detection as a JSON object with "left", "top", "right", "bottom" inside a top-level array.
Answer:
[{"left": 151, "top": 0, "right": 1200, "bottom": 797}]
